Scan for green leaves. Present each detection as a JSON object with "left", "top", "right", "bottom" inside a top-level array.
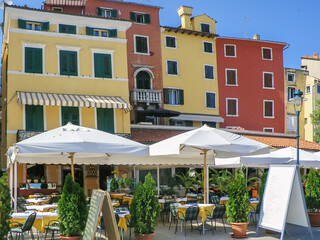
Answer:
[
  {"left": 310, "top": 100, "right": 320, "bottom": 142},
  {"left": 0, "top": 173, "right": 11, "bottom": 240},
  {"left": 305, "top": 168, "right": 320, "bottom": 213}
]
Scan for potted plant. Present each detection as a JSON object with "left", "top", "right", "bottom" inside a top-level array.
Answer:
[
  {"left": 58, "top": 174, "right": 87, "bottom": 240},
  {"left": 226, "top": 171, "right": 250, "bottom": 238},
  {"left": 305, "top": 168, "right": 320, "bottom": 226},
  {"left": 130, "top": 172, "right": 159, "bottom": 240},
  {"left": 110, "top": 177, "right": 118, "bottom": 192},
  {"left": 0, "top": 172, "right": 12, "bottom": 239}
]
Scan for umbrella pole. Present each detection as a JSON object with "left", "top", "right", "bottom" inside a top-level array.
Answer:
[
  {"left": 68, "top": 153, "right": 75, "bottom": 181},
  {"left": 203, "top": 149, "right": 208, "bottom": 204}
]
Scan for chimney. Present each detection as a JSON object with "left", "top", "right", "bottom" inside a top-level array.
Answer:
[
  {"left": 252, "top": 34, "right": 260, "bottom": 40},
  {"left": 177, "top": 6, "right": 193, "bottom": 30},
  {"left": 314, "top": 52, "right": 318, "bottom": 58}
]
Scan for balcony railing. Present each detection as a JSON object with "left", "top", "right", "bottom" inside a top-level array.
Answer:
[{"left": 131, "top": 89, "right": 162, "bottom": 106}]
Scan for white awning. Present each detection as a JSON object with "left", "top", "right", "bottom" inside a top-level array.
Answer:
[
  {"left": 170, "top": 114, "right": 224, "bottom": 123},
  {"left": 17, "top": 91, "right": 132, "bottom": 112},
  {"left": 45, "top": 0, "right": 87, "bottom": 6}
]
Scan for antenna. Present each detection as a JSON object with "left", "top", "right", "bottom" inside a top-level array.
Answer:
[
  {"left": 0, "top": 0, "right": 13, "bottom": 10},
  {"left": 243, "top": 16, "right": 250, "bottom": 39}
]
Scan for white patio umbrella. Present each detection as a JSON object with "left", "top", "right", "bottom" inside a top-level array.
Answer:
[
  {"left": 149, "top": 125, "right": 270, "bottom": 203},
  {"left": 275, "top": 147, "right": 320, "bottom": 167}
]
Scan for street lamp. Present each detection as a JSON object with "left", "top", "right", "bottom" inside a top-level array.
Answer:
[{"left": 292, "top": 89, "right": 304, "bottom": 165}]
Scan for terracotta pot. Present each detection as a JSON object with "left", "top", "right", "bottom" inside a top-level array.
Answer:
[
  {"left": 41, "top": 179, "right": 46, "bottom": 183},
  {"left": 308, "top": 212, "right": 320, "bottom": 227},
  {"left": 33, "top": 179, "right": 39, "bottom": 183},
  {"left": 27, "top": 179, "right": 31, "bottom": 183},
  {"left": 60, "top": 236, "right": 81, "bottom": 240},
  {"left": 231, "top": 222, "right": 248, "bottom": 238},
  {"left": 134, "top": 233, "right": 155, "bottom": 240}
]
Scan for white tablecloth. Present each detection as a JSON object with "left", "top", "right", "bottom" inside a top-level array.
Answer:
[{"left": 25, "top": 204, "right": 58, "bottom": 212}]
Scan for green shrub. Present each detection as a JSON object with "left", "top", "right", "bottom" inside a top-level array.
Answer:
[
  {"left": 305, "top": 168, "right": 320, "bottom": 213},
  {"left": 257, "top": 170, "right": 268, "bottom": 209},
  {"left": 58, "top": 174, "right": 87, "bottom": 236},
  {"left": 110, "top": 178, "right": 118, "bottom": 192},
  {"left": 118, "top": 178, "right": 124, "bottom": 188},
  {"left": 226, "top": 171, "right": 250, "bottom": 223},
  {"left": 0, "top": 173, "right": 11, "bottom": 240},
  {"left": 130, "top": 172, "right": 159, "bottom": 235},
  {"left": 125, "top": 178, "right": 134, "bottom": 189}
]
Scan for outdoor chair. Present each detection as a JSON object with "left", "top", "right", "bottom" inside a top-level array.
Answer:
[
  {"left": 49, "top": 196, "right": 60, "bottom": 204},
  {"left": 9, "top": 212, "right": 37, "bottom": 240},
  {"left": 169, "top": 202, "right": 181, "bottom": 230},
  {"left": 98, "top": 214, "right": 120, "bottom": 240},
  {"left": 44, "top": 220, "right": 60, "bottom": 240},
  {"left": 114, "top": 206, "right": 129, "bottom": 212},
  {"left": 161, "top": 201, "right": 175, "bottom": 225},
  {"left": 210, "top": 195, "right": 220, "bottom": 205},
  {"left": 175, "top": 206, "right": 200, "bottom": 237},
  {"left": 186, "top": 198, "right": 197, "bottom": 204},
  {"left": 125, "top": 215, "right": 134, "bottom": 239},
  {"left": 249, "top": 204, "right": 260, "bottom": 224},
  {"left": 205, "top": 204, "right": 226, "bottom": 234}
]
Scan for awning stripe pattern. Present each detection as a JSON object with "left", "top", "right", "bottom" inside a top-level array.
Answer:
[
  {"left": 45, "top": 0, "right": 87, "bottom": 6},
  {"left": 17, "top": 91, "right": 132, "bottom": 113}
]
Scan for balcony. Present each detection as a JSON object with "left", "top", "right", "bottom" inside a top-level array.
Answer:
[{"left": 131, "top": 89, "right": 162, "bottom": 106}]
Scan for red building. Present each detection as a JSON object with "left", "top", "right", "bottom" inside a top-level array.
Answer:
[
  {"left": 216, "top": 36, "right": 287, "bottom": 133},
  {"left": 44, "top": 0, "right": 163, "bottom": 123}
]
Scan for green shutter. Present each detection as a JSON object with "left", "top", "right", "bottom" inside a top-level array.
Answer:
[
  {"left": 97, "top": 108, "right": 114, "bottom": 133},
  {"left": 69, "top": 25, "right": 76, "bottom": 34},
  {"left": 179, "top": 89, "right": 184, "bottom": 105},
  {"left": 60, "top": 50, "right": 77, "bottom": 76},
  {"left": 104, "top": 54, "right": 112, "bottom": 78},
  {"left": 130, "top": 12, "right": 136, "bottom": 21},
  {"left": 61, "top": 107, "right": 79, "bottom": 125},
  {"left": 97, "top": 7, "right": 102, "bottom": 16},
  {"left": 18, "top": 19, "right": 26, "bottom": 29},
  {"left": 41, "top": 22, "right": 49, "bottom": 31},
  {"left": 34, "top": 48, "right": 43, "bottom": 73},
  {"left": 109, "top": 29, "right": 117, "bottom": 38},
  {"left": 163, "top": 88, "right": 169, "bottom": 104},
  {"left": 59, "top": 24, "right": 76, "bottom": 34},
  {"left": 111, "top": 9, "right": 117, "bottom": 18},
  {"left": 25, "top": 48, "right": 42, "bottom": 74},
  {"left": 26, "top": 105, "right": 44, "bottom": 131},
  {"left": 144, "top": 14, "right": 151, "bottom": 24},
  {"left": 86, "top": 27, "right": 94, "bottom": 36},
  {"left": 94, "top": 53, "right": 112, "bottom": 78}
]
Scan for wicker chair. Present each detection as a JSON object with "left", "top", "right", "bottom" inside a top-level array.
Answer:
[
  {"left": 9, "top": 212, "right": 37, "bottom": 240},
  {"left": 175, "top": 206, "right": 200, "bottom": 237}
]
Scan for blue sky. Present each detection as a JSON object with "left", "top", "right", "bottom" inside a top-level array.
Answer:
[{"left": 2, "top": 0, "right": 319, "bottom": 69}]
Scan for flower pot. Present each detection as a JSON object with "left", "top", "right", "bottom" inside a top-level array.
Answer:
[
  {"left": 27, "top": 179, "right": 32, "bottom": 183},
  {"left": 41, "top": 179, "right": 46, "bottom": 183},
  {"left": 308, "top": 212, "right": 320, "bottom": 227},
  {"left": 134, "top": 233, "right": 155, "bottom": 240},
  {"left": 231, "top": 222, "right": 248, "bottom": 238},
  {"left": 33, "top": 179, "right": 39, "bottom": 183},
  {"left": 60, "top": 235, "right": 81, "bottom": 240}
]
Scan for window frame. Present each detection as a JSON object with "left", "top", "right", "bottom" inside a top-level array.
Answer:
[
  {"left": 224, "top": 44, "right": 236, "bottom": 57},
  {"left": 226, "top": 98, "right": 238, "bottom": 117},
  {"left": 287, "top": 72, "right": 295, "bottom": 83},
  {"left": 205, "top": 91, "right": 216, "bottom": 109},
  {"left": 288, "top": 87, "right": 296, "bottom": 101},
  {"left": 52, "top": 7, "right": 63, "bottom": 12},
  {"left": 60, "top": 106, "right": 80, "bottom": 126},
  {"left": 200, "top": 22, "right": 211, "bottom": 33},
  {"left": 134, "top": 34, "right": 149, "bottom": 55},
  {"left": 203, "top": 41, "right": 213, "bottom": 54},
  {"left": 59, "top": 24, "right": 77, "bottom": 34},
  {"left": 263, "top": 127, "right": 274, "bottom": 132},
  {"left": 167, "top": 88, "right": 180, "bottom": 106},
  {"left": 95, "top": 108, "right": 115, "bottom": 133},
  {"left": 305, "top": 85, "right": 311, "bottom": 94},
  {"left": 130, "top": 12, "right": 150, "bottom": 24},
  {"left": 165, "top": 35, "right": 177, "bottom": 49},
  {"left": 166, "top": 60, "right": 179, "bottom": 76},
  {"left": 204, "top": 64, "right": 214, "bottom": 80},
  {"left": 263, "top": 100, "right": 274, "bottom": 118},
  {"left": 56, "top": 45, "right": 81, "bottom": 76},
  {"left": 24, "top": 105, "right": 45, "bottom": 132},
  {"left": 91, "top": 48, "right": 115, "bottom": 79},
  {"left": 22, "top": 42, "right": 46, "bottom": 74},
  {"left": 262, "top": 47, "right": 273, "bottom": 60},
  {"left": 225, "top": 68, "right": 238, "bottom": 86},
  {"left": 263, "top": 72, "right": 274, "bottom": 89}
]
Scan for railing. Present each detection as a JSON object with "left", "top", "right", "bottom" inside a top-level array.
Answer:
[{"left": 131, "top": 89, "right": 162, "bottom": 106}]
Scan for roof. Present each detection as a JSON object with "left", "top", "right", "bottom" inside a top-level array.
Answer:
[
  {"left": 217, "top": 36, "right": 287, "bottom": 46},
  {"left": 130, "top": 125, "right": 320, "bottom": 151},
  {"left": 161, "top": 26, "right": 218, "bottom": 38},
  {"left": 301, "top": 55, "right": 320, "bottom": 61},
  {"left": 191, "top": 13, "right": 217, "bottom": 23}
]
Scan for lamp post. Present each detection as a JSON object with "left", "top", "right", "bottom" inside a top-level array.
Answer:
[{"left": 292, "top": 89, "right": 304, "bottom": 165}]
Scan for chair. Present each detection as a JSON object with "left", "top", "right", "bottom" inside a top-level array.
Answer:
[
  {"left": 175, "top": 206, "right": 200, "bottom": 237},
  {"left": 186, "top": 198, "right": 197, "bottom": 204},
  {"left": 161, "top": 201, "right": 175, "bottom": 225},
  {"left": 206, "top": 204, "right": 226, "bottom": 234},
  {"left": 49, "top": 196, "right": 60, "bottom": 204},
  {"left": 10, "top": 212, "right": 37, "bottom": 240},
  {"left": 114, "top": 206, "right": 129, "bottom": 212},
  {"left": 44, "top": 220, "right": 60, "bottom": 240},
  {"left": 17, "top": 197, "right": 27, "bottom": 213},
  {"left": 125, "top": 215, "right": 134, "bottom": 239},
  {"left": 210, "top": 195, "right": 220, "bottom": 205},
  {"left": 169, "top": 202, "right": 181, "bottom": 230},
  {"left": 249, "top": 204, "right": 260, "bottom": 224}
]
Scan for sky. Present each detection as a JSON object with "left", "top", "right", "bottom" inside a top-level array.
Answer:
[{"left": 1, "top": 0, "right": 320, "bottom": 69}]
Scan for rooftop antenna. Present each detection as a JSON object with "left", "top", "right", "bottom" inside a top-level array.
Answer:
[
  {"left": 0, "top": 0, "right": 13, "bottom": 9},
  {"left": 243, "top": 16, "right": 250, "bottom": 38}
]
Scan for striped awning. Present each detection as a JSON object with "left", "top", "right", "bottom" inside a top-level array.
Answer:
[
  {"left": 45, "top": 0, "right": 87, "bottom": 6},
  {"left": 17, "top": 91, "right": 132, "bottom": 113}
]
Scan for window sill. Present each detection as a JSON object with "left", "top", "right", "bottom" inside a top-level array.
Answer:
[
  {"left": 225, "top": 84, "right": 238, "bottom": 86},
  {"left": 263, "top": 116, "right": 275, "bottom": 119},
  {"left": 165, "top": 46, "right": 177, "bottom": 49},
  {"left": 166, "top": 104, "right": 180, "bottom": 106},
  {"left": 263, "top": 87, "right": 275, "bottom": 90},
  {"left": 204, "top": 78, "right": 215, "bottom": 81},
  {"left": 206, "top": 107, "right": 216, "bottom": 109},
  {"left": 203, "top": 52, "right": 214, "bottom": 54},
  {"left": 224, "top": 55, "right": 237, "bottom": 58},
  {"left": 167, "top": 74, "right": 179, "bottom": 76},
  {"left": 134, "top": 52, "right": 150, "bottom": 56},
  {"left": 262, "top": 58, "right": 273, "bottom": 61},
  {"left": 226, "top": 114, "right": 239, "bottom": 117}
]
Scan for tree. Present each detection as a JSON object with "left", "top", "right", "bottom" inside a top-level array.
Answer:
[
  {"left": 0, "top": 173, "right": 11, "bottom": 240},
  {"left": 175, "top": 170, "right": 196, "bottom": 195},
  {"left": 305, "top": 168, "right": 320, "bottom": 212},
  {"left": 310, "top": 99, "right": 320, "bottom": 143}
]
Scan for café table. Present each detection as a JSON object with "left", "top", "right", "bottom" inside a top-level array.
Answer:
[
  {"left": 115, "top": 210, "right": 130, "bottom": 232},
  {"left": 25, "top": 204, "right": 58, "bottom": 212},
  {"left": 122, "top": 196, "right": 133, "bottom": 206},
  {"left": 110, "top": 193, "right": 126, "bottom": 200},
  {"left": 219, "top": 196, "right": 259, "bottom": 208},
  {"left": 26, "top": 197, "right": 50, "bottom": 205}
]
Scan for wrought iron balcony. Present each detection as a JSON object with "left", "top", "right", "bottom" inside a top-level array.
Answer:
[{"left": 131, "top": 89, "right": 162, "bottom": 106}]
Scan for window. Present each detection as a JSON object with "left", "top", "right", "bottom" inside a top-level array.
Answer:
[
  {"left": 226, "top": 98, "right": 238, "bottom": 116},
  {"left": 167, "top": 60, "right": 178, "bottom": 75},
  {"left": 262, "top": 47, "right": 272, "bottom": 60},
  {"left": 136, "top": 71, "right": 151, "bottom": 89},
  {"left": 25, "top": 105, "right": 44, "bottom": 131},
  {"left": 203, "top": 42, "right": 213, "bottom": 53},
  {"left": 204, "top": 65, "right": 214, "bottom": 80},
  {"left": 163, "top": 88, "right": 184, "bottom": 105},
  {"left": 94, "top": 53, "right": 112, "bottom": 78},
  {"left": 317, "top": 85, "right": 320, "bottom": 94},
  {"left": 306, "top": 86, "right": 311, "bottom": 94},
  {"left": 130, "top": 12, "right": 151, "bottom": 24},
  {"left": 202, "top": 121, "right": 216, "bottom": 128},
  {"left": 86, "top": 27, "right": 117, "bottom": 38},
  {"left": 97, "top": 108, "right": 114, "bottom": 133},
  {"left": 264, "top": 100, "right": 274, "bottom": 118},
  {"left": 135, "top": 35, "right": 149, "bottom": 54},
  {"left": 226, "top": 69, "right": 237, "bottom": 85},
  {"left": 97, "top": 8, "right": 117, "bottom": 18},
  {"left": 61, "top": 107, "right": 79, "bottom": 125},
  {"left": 59, "top": 24, "right": 76, "bottom": 34},
  {"left": 288, "top": 87, "right": 296, "bottom": 100},
  {"left": 287, "top": 115, "right": 296, "bottom": 132},
  {"left": 263, "top": 128, "right": 274, "bottom": 132},
  {"left": 206, "top": 92, "right": 216, "bottom": 108},
  {"left": 224, "top": 44, "right": 236, "bottom": 57},
  {"left": 52, "top": 7, "right": 63, "bottom": 12},
  {"left": 263, "top": 72, "right": 273, "bottom": 88},
  {"left": 59, "top": 50, "right": 78, "bottom": 76},
  {"left": 287, "top": 72, "right": 295, "bottom": 82},
  {"left": 165, "top": 36, "right": 176, "bottom": 48},
  {"left": 200, "top": 23, "right": 210, "bottom": 33},
  {"left": 18, "top": 19, "right": 49, "bottom": 31},
  {"left": 25, "top": 47, "right": 43, "bottom": 74}
]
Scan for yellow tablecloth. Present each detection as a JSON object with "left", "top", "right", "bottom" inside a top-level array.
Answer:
[
  {"left": 178, "top": 204, "right": 215, "bottom": 222},
  {"left": 110, "top": 193, "right": 125, "bottom": 200},
  {"left": 122, "top": 196, "right": 133, "bottom": 206},
  {"left": 118, "top": 214, "right": 130, "bottom": 232}
]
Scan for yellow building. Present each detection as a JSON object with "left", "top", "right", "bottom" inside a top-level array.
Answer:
[
  {"left": 1, "top": 6, "right": 132, "bottom": 193},
  {"left": 160, "top": 6, "right": 223, "bottom": 127}
]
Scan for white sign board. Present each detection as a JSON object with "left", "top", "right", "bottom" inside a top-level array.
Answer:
[{"left": 256, "top": 165, "right": 312, "bottom": 240}]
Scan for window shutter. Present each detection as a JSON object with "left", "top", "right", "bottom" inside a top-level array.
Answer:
[
  {"left": 144, "top": 14, "right": 151, "bottom": 24},
  {"left": 94, "top": 53, "right": 103, "bottom": 78},
  {"left": 111, "top": 9, "right": 118, "bottom": 18},
  {"left": 109, "top": 29, "right": 117, "bottom": 38},
  {"left": 130, "top": 12, "right": 136, "bottom": 21},
  {"left": 70, "top": 25, "right": 76, "bottom": 34},
  {"left": 163, "top": 88, "right": 169, "bottom": 104},
  {"left": 18, "top": 19, "right": 26, "bottom": 29},
  {"left": 227, "top": 70, "right": 236, "bottom": 85},
  {"left": 86, "top": 27, "right": 94, "bottom": 36},
  {"left": 104, "top": 54, "right": 112, "bottom": 78},
  {"left": 34, "top": 48, "right": 43, "bottom": 74},
  {"left": 97, "top": 7, "right": 102, "bottom": 16},
  {"left": 25, "top": 48, "right": 33, "bottom": 73},
  {"left": 179, "top": 89, "right": 184, "bottom": 105},
  {"left": 41, "top": 22, "right": 49, "bottom": 31}
]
